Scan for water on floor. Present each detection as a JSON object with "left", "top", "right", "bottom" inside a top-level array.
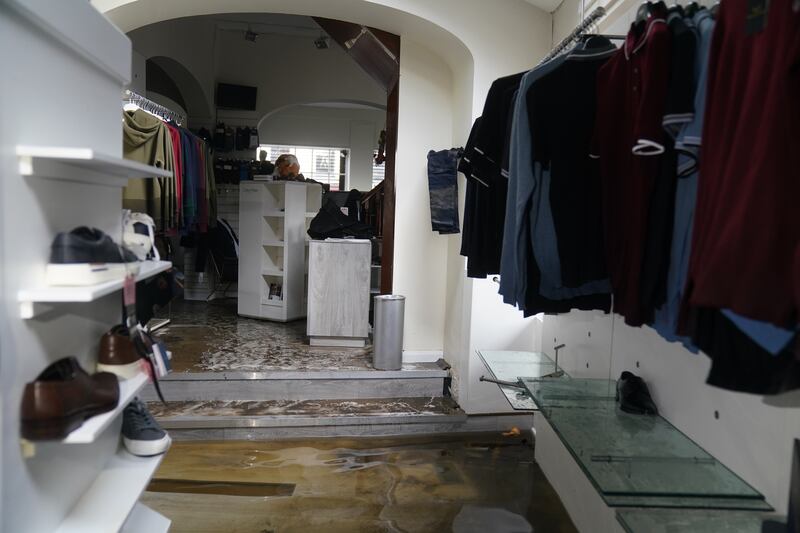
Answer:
[
  {"left": 154, "top": 298, "right": 373, "bottom": 372},
  {"left": 141, "top": 434, "right": 577, "bottom": 533}
]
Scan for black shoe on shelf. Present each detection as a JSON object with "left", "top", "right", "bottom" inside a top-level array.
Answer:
[
  {"left": 616, "top": 371, "right": 658, "bottom": 415},
  {"left": 46, "top": 226, "right": 140, "bottom": 286}
]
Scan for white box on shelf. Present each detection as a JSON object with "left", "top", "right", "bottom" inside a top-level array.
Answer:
[{"left": 18, "top": 260, "right": 172, "bottom": 319}]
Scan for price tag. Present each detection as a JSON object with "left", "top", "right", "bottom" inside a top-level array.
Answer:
[{"left": 123, "top": 275, "right": 136, "bottom": 306}]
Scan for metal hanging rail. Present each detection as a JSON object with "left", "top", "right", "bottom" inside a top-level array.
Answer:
[
  {"left": 123, "top": 89, "right": 186, "bottom": 125},
  {"left": 538, "top": 6, "right": 607, "bottom": 65}
]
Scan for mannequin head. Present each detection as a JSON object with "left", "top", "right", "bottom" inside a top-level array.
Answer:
[{"left": 275, "top": 154, "right": 300, "bottom": 178}]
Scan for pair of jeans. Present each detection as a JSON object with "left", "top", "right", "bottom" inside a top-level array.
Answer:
[{"left": 426, "top": 149, "right": 460, "bottom": 234}]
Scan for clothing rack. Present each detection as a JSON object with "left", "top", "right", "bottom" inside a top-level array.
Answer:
[
  {"left": 538, "top": 6, "right": 609, "bottom": 65},
  {"left": 123, "top": 89, "right": 186, "bottom": 125}
]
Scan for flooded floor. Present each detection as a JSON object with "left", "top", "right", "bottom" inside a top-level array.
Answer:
[
  {"left": 141, "top": 434, "right": 576, "bottom": 533},
  {"left": 154, "top": 298, "right": 373, "bottom": 373}
]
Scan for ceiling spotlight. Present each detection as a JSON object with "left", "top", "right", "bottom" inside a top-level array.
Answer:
[
  {"left": 314, "top": 35, "right": 330, "bottom": 49},
  {"left": 244, "top": 29, "right": 258, "bottom": 42}
]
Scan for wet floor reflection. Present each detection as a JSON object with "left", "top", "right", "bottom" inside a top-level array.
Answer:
[
  {"left": 140, "top": 433, "right": 577, "bottom": 533},
  {"left": 155, "top": 298, "right": 373, "bottom": 372}
]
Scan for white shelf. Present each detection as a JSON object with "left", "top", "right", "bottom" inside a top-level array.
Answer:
[
  {"left": 305, "top": 212, "right": 317, "bottom": 218},
  {"left": 18, "top": 260, "right": 172, "bottom": 319},
  {"left": 262, "top": 300, "right": 285, "bottom": 308},
  {"left": 63, "top": 372, "right": 148, "bottom": 444},
  {"left": 264, "top": 210, "right": 285, "bottom": 217},
  {"left": 55, "top": 448, "right": 168, "bottom": 533},
  {"left": 262, "top": 241, "right": 285, "bottom": 247},
  {"left": 262, "top": 269, "right": 285, "bottom": 277},
  {"left": 17, "top": 145, "right": 173, "bottom": 188},
  {"left": 120, "top": 503, "right": 170, "bottom": 533}
]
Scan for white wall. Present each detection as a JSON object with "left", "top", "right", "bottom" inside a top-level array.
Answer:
[
  {"left": 96, "top": 0, "right": 554, "bottom": 406},
  {"left": 127, "top": 16, "right": 386, "bottom": 127},
  {"left": 546, "top": 0, "right": 800, "bottom": 515},
  {"left": 259, "top": 104, "right": 384, "bottom": 191}
]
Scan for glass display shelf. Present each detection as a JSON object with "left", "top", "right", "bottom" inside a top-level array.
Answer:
[
  {"left": 477, "top": 351, "right": 563, "bottom": 410},
  {"left": 606, "top": 493, "right": 774, "bottom": 511},
  {"left": 617, "top": 509, "right": 776, "bottom": 532},
  {"left": 523, "top": 378, "right": 767, "bottom": 504}
]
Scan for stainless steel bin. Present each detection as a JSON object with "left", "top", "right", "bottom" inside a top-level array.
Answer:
[{"left": 373, "top": 295, "right": 405, "bottom": 370}]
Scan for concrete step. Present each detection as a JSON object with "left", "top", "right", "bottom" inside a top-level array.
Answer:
[
  {"left": 140, "top": 362, "right": 449, "bottom": 402},
  {"left": 148, "top": 397, "right": 534, "bottom": 441}
]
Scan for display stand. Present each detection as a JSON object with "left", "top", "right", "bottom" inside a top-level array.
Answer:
[
  {"left": 307, "top": 238, "right": 372, "bottom": 347},
  {"left": 0, "top": 1, "right": 171, "bottom": 531},
  {"left": 238, "top": 181, "right": 322, "bottom": 322}
]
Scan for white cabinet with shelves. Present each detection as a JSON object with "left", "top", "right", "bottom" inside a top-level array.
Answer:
[{"left": 238, "top": 181, "right": 322, "bottom": 322}]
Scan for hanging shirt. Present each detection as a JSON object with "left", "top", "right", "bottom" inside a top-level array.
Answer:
[
  {"left": 591, "top": 15, "right": 671, "bottom": 326},
  {"left": 460, "top": 74, "right": 523, "bottom": 278},
  {"left": 682, "top": 0, "right": 800, "bottom": 329},
  {"left": 527, "top": 43, "right": 616, "bottom": 299},
  {"left": 653, "top": 8, "right": 714, "bottom": 350},
  {"left": 166, "top": 123, "right": 183, "bottom": 231},
  {"left": 500, "top": 55, "right": 569, "bottom": 308}
]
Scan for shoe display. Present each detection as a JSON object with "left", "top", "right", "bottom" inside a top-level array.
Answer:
[
  {"left": 122, "top": 398, "right": 171, "bottom": 456},
  {"left": 46, "top": 226, "right": 140, "bottom": 286},
  {"left": 97, "top": 325, "right": 143, "bottom": 380},
  {"left": 616, "top": 371, "right": 658, "bottom": 415},
  {"left": 21, "top": 357, "right": 120, "bottom": 440}
]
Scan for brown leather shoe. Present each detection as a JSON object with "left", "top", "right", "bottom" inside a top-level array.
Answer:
[
  {"left": 97, "top": 325, "right": 142, "bottom": 380},
  {"left": 21, "top": 357, "right": 119, "bottom": 440}
]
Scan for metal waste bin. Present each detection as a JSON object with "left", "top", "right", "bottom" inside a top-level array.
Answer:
[{"left": 373, "top": 295, "right": 405, "bottom": 370}]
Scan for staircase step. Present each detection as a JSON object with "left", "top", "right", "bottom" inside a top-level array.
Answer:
[
  {"left": 141, "top": 362, "right": 448, "bottom": 402},
  {"left": 149, "top": 397, "right": 534, "bottom": 441}
]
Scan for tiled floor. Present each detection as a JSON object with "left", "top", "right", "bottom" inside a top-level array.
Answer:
[
  {"left": 150, "top": 397, "right": 460, "bottom": 419},
  {"left": 154, "top": 299, "right": 373, "bottom": 372},
  {"left": 142, "top": 434, "right": 577, "bottom": 533}
]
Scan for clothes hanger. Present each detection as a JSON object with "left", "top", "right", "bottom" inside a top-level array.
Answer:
[{"left": 669, "top": 1, "right": 684, "bottom": 16}]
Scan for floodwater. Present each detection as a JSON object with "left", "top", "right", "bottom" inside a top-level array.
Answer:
[{"left": 141, "top": 433, "right": 577, "bottom": 533}]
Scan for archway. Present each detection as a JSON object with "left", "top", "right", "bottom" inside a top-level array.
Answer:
[{"left": 147, "top": 55, "right": 213, "bottom": 123}]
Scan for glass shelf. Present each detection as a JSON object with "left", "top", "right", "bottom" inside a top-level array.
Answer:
[
  {"left": 522, "top": 378, "right": 767, "bottom": 504},
  {"left": 476, "top": 351, "right": 562, "bottom": 410},
  {"left": 617, "top": 509, "right": 774, "bottom": 532}
]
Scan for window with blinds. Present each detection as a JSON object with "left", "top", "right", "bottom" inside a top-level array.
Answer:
[{"left": 256, "top": 144, "right": 348, "bottom": 191}]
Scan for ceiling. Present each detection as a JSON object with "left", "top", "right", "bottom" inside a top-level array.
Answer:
[{"left": 523, "top": 0, "right": 564, "bottom": 13}]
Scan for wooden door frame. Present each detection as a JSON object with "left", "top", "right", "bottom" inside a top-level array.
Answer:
[{"left": 311, "top": 18, "right": 400, "bottom": 294}]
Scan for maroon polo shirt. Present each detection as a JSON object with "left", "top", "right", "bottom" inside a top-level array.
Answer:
[
  {"left": 591, "top": 16, "right": 671, "bottom": 326},
  {"left": 682, "top": 0, "right": 800, "bottom": 329}
]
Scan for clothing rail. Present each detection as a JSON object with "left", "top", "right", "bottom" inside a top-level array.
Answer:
[
  {"left": 538, "top": 6, "right": 607, "bottom": 65},
  {"left": 123, "top": 89, "right": 186, "bottom": 125}
]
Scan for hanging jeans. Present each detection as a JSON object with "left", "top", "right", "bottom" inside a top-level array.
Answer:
[{"left": 426, "top": 149, "right": 460, "bottom": 234}]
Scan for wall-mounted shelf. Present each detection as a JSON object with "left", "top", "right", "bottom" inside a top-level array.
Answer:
[
  {"left": 18, "top": 260, "right": 172, "bottom": 319},
  {"left": 262, "top": 268, "right": 284, "bottom": 277},
  {"left": 62, "top": 372, "right": 148, "bottom": 444},
  {"left": 264, "top": 210, "right": 285, "bottom": 217},
  {"left": 305, "top": 212, "right": 317, "bottom": 218},
  {"left": 120, "top": 502, "right": 170, "bottom": 533},
  {"left": 55, "top": 448, "right": 168, "bottom": 533},
  {"left": 16, "top": 145, "right": 173, "bottom": 188},
  {"left": 262, "top": 240, "right": 285, "bottom": 247},
  {"left": 262, "top": 300, "right": 285, "bottom": 308}
]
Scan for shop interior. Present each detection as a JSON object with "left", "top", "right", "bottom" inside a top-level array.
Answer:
[{"left": 1, "top": 1, "right": 798, "bottom": 532}]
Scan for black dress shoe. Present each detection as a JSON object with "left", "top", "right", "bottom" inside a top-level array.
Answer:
[
  {"left": 616, "top": 371, "right": 658, "bottom": 415},
  {"left": 47, "top": 227, "right": 140, "bottom": 285}
]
